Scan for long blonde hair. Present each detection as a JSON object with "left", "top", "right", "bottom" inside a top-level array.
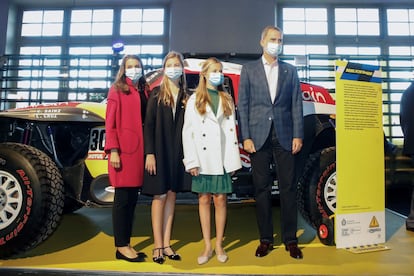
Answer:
[
  {"left": 158, "top": 51, "right": 187, "bottom": 107},
  {"left": 195, "top": 57, "right": 233, "bottom": 116}
]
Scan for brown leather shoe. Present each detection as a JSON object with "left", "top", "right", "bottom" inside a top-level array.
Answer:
[
  {"left": 255, "top": 242, "right": 273, "bottom": 257},
  {"left": 285, "top": 243, "right": 303, "bottom": 259}
]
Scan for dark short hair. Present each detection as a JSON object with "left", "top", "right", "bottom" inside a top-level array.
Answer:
[{"left": 261, "top": 26, "right": 283, "bottom": 40}]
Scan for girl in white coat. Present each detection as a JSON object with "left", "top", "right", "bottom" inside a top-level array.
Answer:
[{"left": 182, "top": 57, "right": 241, "bottom": 265}]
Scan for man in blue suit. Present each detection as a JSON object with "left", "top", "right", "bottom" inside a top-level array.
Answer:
[{"left": 238, "top": 26, "right": 304, "bottom": 259}]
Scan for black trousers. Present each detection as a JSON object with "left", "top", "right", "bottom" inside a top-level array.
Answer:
[
  {"left": 250, "top": 127, "right": 298, "bottom": 245},
  {"left": 112, "top": 187, "right": 139, "bottom": 247}
]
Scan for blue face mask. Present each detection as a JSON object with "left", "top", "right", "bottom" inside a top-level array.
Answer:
[
  {"left": 125, "top": 68, "right": 142, "bottom": 83},
  {"left": 208, "top": 72, "right": 224, "bottom": 86},
  {"left": 164, "top": 67, "right": 183, "bottom": 80}
]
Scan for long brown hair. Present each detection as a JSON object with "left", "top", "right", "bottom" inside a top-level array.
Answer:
[
  {"left": 158, "top": 51, "right": 187, "bottom": 107},
  {"left": 195, "top": 57, "right": 233, "bottom": 116},
  {"left": 113, "top": 54, "right": 146, "bottom": 94}
]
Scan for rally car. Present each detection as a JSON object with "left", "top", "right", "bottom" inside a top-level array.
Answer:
[{"left": 0, "top": 57, "right": 408, "bottom": 258}]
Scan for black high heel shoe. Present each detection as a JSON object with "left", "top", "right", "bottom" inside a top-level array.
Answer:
[
  {"left": 152, "top": 248, "right": 165, "bottom": 264},
  {"left": 163, "top": 246, "right": 181, "bottom": 260},
  {"left": 116, "top": 250, "right": 145, "bottom": 262}
]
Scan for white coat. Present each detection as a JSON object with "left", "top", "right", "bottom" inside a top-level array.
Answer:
[{"left": 182, "top": 93, "right": 242, "bottom": 175}]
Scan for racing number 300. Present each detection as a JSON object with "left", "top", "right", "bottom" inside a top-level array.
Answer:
[{"left": 89, "top": 127, "right": 105, "bottom": 152}]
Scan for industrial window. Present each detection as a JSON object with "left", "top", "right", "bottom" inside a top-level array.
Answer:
[
  {"left": 120, "top": 9, "right": 164, "bottom": 36},
  {"left": 123, "top": 44, "right": 163, "bottom": 55},
  {"left": 283, "top": 45, "right": 331, "bottom": 88},
  {"left": 335, "top": 46, "right": 381, "bottom": 56},
  {"left": 387, "top": 9, "right": 414, "bottom": 36},
  {"left": 70, "top": 9, "right": 114, "bottom": 36},
  {"left": 67, "top": 47, "right": 113, "bottom": 101},
  {"left": 386, "top": 46, "right": 414, "bottom": 139},
  {"left": 21, "top": 10, "right": 64, "bottom": 37},
  {"left": 8, "top": 6, "right": 167, "bottom": 107},
  {"left": 283, "top": 45, "right": 328, "bottom": 55},
  {"left": 388, "top": 46, "right": 414, "bottom": 56},
  {"left": 122, "top": 45, "right": 164, "bottom": 68},
  {"left": 13, "top": 46, "right": 62, "bottom": 107},
  {"left": 335, "top": 8, "right": 379, "bottom": 36},
  {"left": 335, "top": 46, "right": 381, "bottom": 67},
  {"left": 283, "top": 8, "right": 328, "bottom": 35}
]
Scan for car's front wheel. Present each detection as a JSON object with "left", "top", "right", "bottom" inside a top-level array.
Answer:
[{"left": 0, "top": 143, "right": 65, "bottom": 258}]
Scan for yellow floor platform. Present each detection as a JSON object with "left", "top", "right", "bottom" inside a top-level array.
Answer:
[{"left": 1, "top": 202, "right": 413, "bottom": 275}]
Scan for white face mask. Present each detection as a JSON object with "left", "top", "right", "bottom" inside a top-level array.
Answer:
[
  {"left": 208, "top": 72, "right": 224, "bottom": 86},
  {"left": 265, "top": 42, "right": 283, "bottom": 57},
  {"left": 164, "top": 67, "right": 183, "bottom": 80},
  {"left": 125, "top": 68, "right": 142, "bottom": 82}
]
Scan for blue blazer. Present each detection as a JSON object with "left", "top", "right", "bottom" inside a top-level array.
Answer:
[{"left": 238, "top": 58, "right": 304, "bottom": 151}]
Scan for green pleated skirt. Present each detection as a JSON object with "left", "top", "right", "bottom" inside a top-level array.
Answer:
[{"left": 191, "top": 173, "right": 233, "bottom": 194}]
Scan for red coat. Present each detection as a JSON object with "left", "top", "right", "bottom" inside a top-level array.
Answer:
[{"left": 104, "top": 79, "right": 144, "bottom": 188}]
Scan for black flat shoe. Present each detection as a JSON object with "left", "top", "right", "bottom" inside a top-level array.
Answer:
[
  {"left": 137, "top": 252, "right": 147, "bottom": 258},
  {"left": 152, "top": 248, "right": 165, "bottom": 264},
  {"left": 129, "top": 244, "right": 147, "bottom": 258},
  {"left": 163, "top": 246, "right": 181, "bottom": 260},
  {"left": 116, "top": 250, "right": 145, "bottom": 262}
]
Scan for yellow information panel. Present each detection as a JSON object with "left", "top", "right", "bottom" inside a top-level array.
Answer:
[{"left": 335, "top": 60, "right": 385, "bottom": 249}]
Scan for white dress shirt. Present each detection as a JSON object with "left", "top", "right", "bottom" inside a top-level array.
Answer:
[{"left": 262, "top": 56, "right": 279, "bottom": 103}]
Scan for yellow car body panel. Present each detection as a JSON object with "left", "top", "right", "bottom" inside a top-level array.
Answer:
[{"left": 77, "top": 103, "right": 108, "bottom": 179}]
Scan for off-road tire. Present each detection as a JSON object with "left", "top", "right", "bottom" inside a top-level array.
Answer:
[
  {"left": 297, "top": 150, "right": 319, "bottom": 227},
  {"left": 297, "top": 146, "right": 337, "bottom": 229},
  {"left": 0, "top": 143, "right": 65, "bottom": 258}
]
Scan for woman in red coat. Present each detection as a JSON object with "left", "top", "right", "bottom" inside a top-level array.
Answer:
[{"left": 105, "top": 54, "right": 148, "bottom": 262}]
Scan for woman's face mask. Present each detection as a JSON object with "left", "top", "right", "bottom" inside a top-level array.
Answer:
[
  {"left": 125, "top": 67, "right": 142, "bottom": 82},
  {"left": 208, "top": 72, "right": 224, "bottom": 86},
  {"left": 164, "top": 67, "right": 183, "bottom": 80}
]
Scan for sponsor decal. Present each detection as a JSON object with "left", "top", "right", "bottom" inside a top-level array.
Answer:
[
  {"left": 34, "top": 108, "right": 62, "bottom": 119},
  {"left": 13, "top": 102, "right": 80, "bottom": 110},
  {"left": 0, "top": 169, "right": 32, "bottom": 245},
  {"left": 301, "top": 83, "right": 335, "bottom": 104},
  {"left": 87, "top": 152, "right": 107, "bottom": 160}
]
